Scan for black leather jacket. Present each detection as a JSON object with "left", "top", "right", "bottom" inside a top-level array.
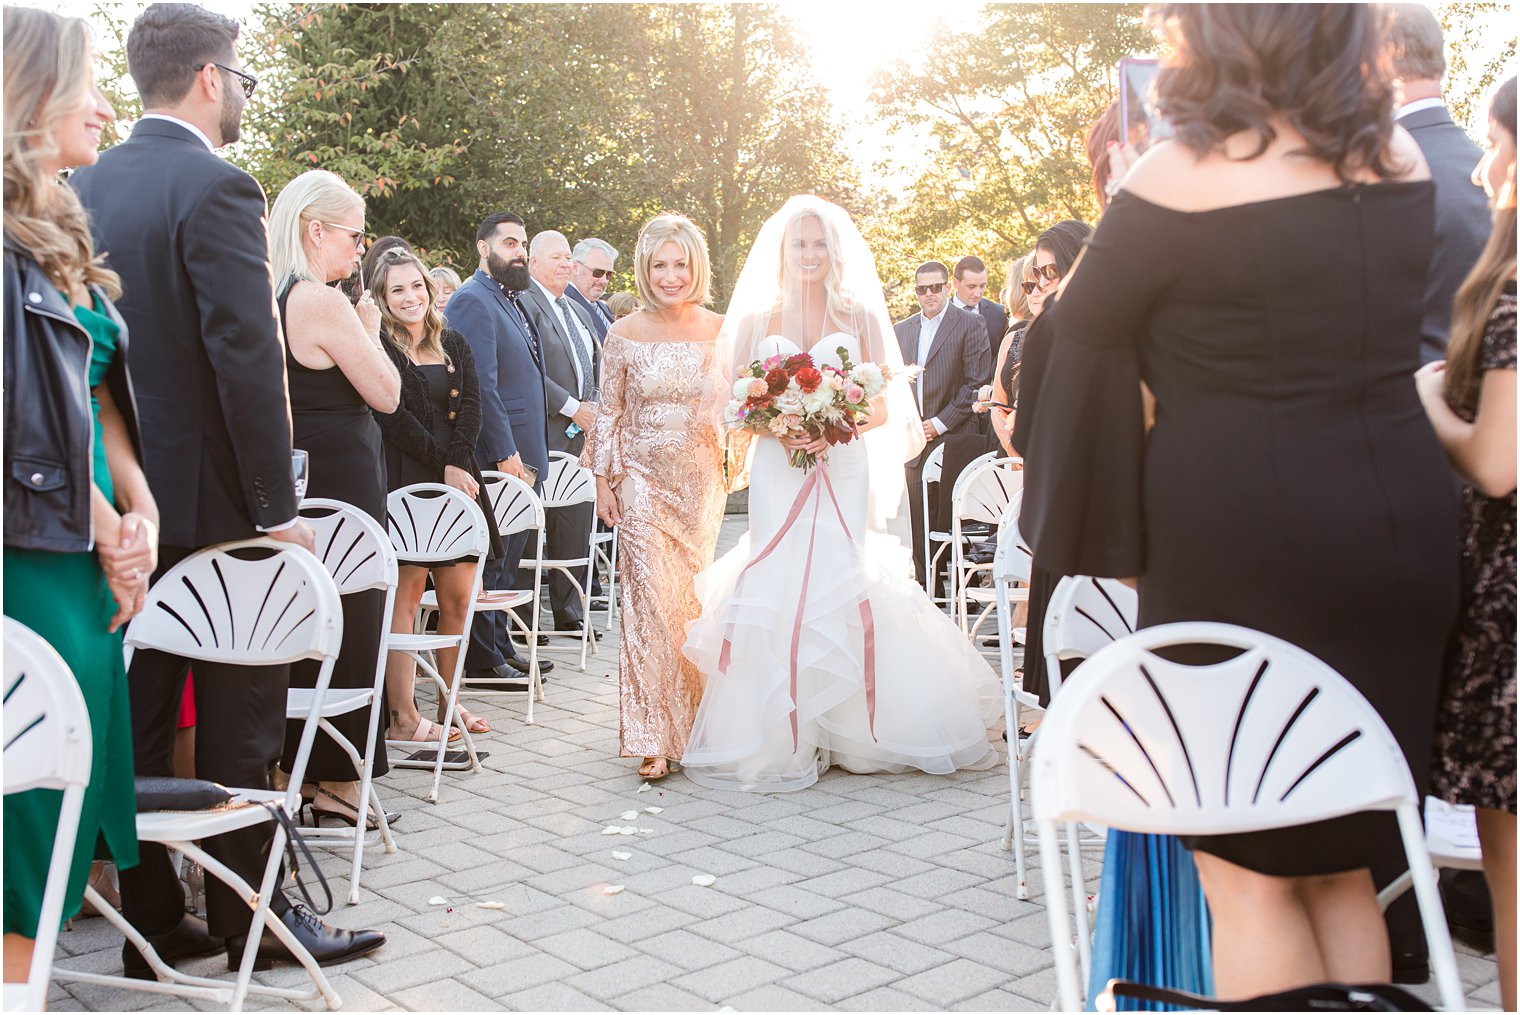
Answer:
[{"left": 4, "top": 238, "right": 143, "bottom": 552}]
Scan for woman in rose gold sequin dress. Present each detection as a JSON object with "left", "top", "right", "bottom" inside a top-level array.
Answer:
[{"left": 584, "top": 214, "right": 731, "bottom": 780}]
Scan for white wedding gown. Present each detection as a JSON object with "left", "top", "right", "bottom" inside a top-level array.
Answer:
[{"left": 681, "top": 335, "right": 1003, "bottom": 792}]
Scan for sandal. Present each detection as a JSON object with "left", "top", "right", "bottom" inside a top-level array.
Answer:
[
  {"left": 393, "top": 716, "right": 461, "bottom": 744},
  {"left": 310, "top": 786, "right": 401, "bottom": 831},
  {"left": 450, "top": 709, "right": 492, "bottom": 734},
  {"left": 637, "top": 757, "right": 670, "bottom": 779}
]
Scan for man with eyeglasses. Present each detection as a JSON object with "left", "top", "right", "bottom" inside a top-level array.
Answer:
[
  {"left": 566, "top": 238, "right": 619, "bottom": 342},
  {"left": 894, "top": 260, "right": 992, "bottom": 592},
  {"left": 72, "top": 1, "right": 385, "bottom": 979}
]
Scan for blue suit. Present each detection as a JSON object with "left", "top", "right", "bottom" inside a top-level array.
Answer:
[
  {"left": 445, "top": 269, "right": 549, "bottom": 668},
  {"left": 565, "top": 282, "right": 614, "bottom": 343}
]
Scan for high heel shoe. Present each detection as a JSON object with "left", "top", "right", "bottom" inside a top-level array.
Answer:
[{"left": 309, "top": 786, "right": 400, "bottom": 830}]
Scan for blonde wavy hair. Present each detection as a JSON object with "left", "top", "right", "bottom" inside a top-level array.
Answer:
[
  {"left": 3, "top": 7, "right": 120, "bottom": 297},
  {"left": 633, "top": 213, "right": 712, "bottom": 307},
  {"left": 371, "top": 248, "right": 449, "bottom": 367},
  {"left": 268, "top": 169, "right": 364, "bottom": 291}
]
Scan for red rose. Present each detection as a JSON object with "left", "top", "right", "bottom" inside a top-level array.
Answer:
[
  {"left": 795, "top": 367, "right": 824, "bottom": 393},
  {"left": 784, "top": 353, "right": 814, "bottom": 372},
  {"left": 765, "top": 368, "right": 789, "bottom": 395}
]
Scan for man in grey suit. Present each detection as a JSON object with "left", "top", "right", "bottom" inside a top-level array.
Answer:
[
  {"left": 1388, "top": 3, "right": 1491, "bottom": 364},
  {"left": 894, "top": 260, "right": 992, "bottom": 591},
  {"left": 519, "top": 230, "right": 600, "bottom": 632}
]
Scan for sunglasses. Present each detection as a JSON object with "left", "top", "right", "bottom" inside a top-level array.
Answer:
[
  {"left": 581, "top": 266, "right": 614, "bottom": 279},
  {"left": 194, "top": 62, "right": 258, "bottom": 99},
  {"left": 914, "top": 282, "right": 947, "bottom": 296},
  {"left": 1020, "top": 264, "right": 1063, "bottom": 294}
]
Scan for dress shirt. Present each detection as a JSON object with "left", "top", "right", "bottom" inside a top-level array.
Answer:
[
  {"left": 139, "top": 113, "right": 216, "bottom": 151},
  {"left": 1395, "top": 97, "right": 1446, "bottom": 120},
  {"left": 532, "top": 277, "right": 596, "bottom": 417},
  {"left": 916, "top": 307, "right": 948, "bottom": 436},
  {"left": 951, "top": 296, "right": 978, "bottom": 313}
]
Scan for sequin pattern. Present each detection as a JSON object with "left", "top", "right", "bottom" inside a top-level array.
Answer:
[{"left": 583, "top": 335, "right": 728, "bottom": 759}]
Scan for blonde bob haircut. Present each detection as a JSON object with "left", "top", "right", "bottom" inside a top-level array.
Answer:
[
  {"left": 633, "top": 212, "right": 712, "bottom": 308},
  {"left": 268, "top": 169, "right": 364, "bottom": 290}
]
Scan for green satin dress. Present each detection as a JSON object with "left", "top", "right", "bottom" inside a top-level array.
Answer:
[{"left": 3, "top": 293, "right": 139, "bottom": 936}]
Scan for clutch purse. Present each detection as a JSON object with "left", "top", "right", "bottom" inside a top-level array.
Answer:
[{"left": 133, "top": 776, "right": 236, "bottom": 812}]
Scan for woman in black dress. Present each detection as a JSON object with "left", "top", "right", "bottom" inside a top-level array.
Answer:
[
  {"left": 1416, "top": 76, "right": 1517, "bottom": 1011},
  {"left": 370, "top": 249, "right": 502, "bottom": 742},
  {"left": 268, "top": 170, "right": 401, "bottom": 829},
  {"left": 1020, "top": 5, "right": 1458, "bottom": 998}
]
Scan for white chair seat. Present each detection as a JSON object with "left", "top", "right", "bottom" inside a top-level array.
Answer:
[
  {"left": 965, "top": 585, "right": 1029, "bottom": 604},
  {"left": 533, "top": 556, "right": 591, "bottom": 569},
  {"left": 135, "top": 788, "right": 285, "bottom": 841},
  {"left": 419, "top": 589, "right": 533, "bottom": 613},
  {"left": 387, "top": 632, "right": 464, "bottom": 652},
  {"left": 927, "top": 531, "right": 955, "bottom": 543},
  {"left": 285, "top": 687, "right": 373, "bottom": 720}
]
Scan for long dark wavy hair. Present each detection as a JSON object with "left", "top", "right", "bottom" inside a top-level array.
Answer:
[{"left": 1151, "top": 4, "right": 1405, "bottom": 184}]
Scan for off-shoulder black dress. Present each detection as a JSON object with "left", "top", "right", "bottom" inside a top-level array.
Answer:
[{"left": 1021, "top": 183, "right": 1459, "bottom": 875}]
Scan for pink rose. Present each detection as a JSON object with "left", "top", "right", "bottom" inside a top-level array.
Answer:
[
  {"left": 844, "top": 383, "right": 865, "bottom": 403},
  {"left": 746, "top": 378, "right": 769, "bottom": 399},
  {"left": 779, "top": 413, "right": 803, "bottom": 430}
]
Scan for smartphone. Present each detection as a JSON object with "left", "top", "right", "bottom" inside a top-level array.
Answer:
[
  {"left": 520, "top": 462, "right": 539, "bottom": 488},
  {"left": 1118, "top": 57, "right": 1175, "bottom": 150}
]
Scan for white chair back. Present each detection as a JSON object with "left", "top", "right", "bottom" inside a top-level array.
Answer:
[
  {"left": 991, "top": 491, "right": 1032, "bottom": 586},
  {"left": 479, "top": 470, "right": 547, "bottom": 538},
  {"left": 1031, "top": 622, "right": 1464, "bottom": 1012},
  {"left": 1042, "top": 575, "right": 1137, "bottom": 696},
  {"left": 541, "top": 454, "right": 596, "bottom": 509},
  {"left": 922, "top": 441, "right": 946, "bottom": 484},
  {"left": 300, "top": 498, "right": 398, "bottom": 594},
  {"left": 124, "top": 539, "right": 343, "bottom": 667},
  {"left": 951, "top": 454, "right": 1022, "bottom": 526},
  {"left": 3, "top": 618, "right": 92, "bottom": 1014},
  {"left": 386, "top": 483, "right": 491, "bottom": 564}
]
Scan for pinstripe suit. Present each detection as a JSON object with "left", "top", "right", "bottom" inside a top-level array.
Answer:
[{"left": 895, "top": 305, "right": 992, "bottom": 586}]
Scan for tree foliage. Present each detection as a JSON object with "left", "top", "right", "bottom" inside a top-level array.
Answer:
[
  {"left": 865, "top": 4, "right": 1149, "bottom": 318},
  {"left": 1438, "top": 2, "right": 1518, "bottom": 131}
]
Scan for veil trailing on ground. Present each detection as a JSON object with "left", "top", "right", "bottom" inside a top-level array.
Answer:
[{"left": 715, "top": 195, "right": 926, "bottom": 547}]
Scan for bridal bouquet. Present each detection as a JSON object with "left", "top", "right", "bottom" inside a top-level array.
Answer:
[{"left": 725, "top": 346, "right": 901, "bottom": 470}]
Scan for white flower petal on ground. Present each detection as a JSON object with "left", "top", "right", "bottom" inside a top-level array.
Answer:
[
  {"left": 619, "top": 826, "right": 638, "bottom": 835},
  {"left": 601, "top": 825, "right": 622, "bottom": 835},
  {"left": 639, "top": 827, "right": 654, "bottom": 834},
  {"left": 601, "top": 884, "right": 626, "bottom": 896},
  {"left": 644, "top": 806, "right": 663, "bottom": 814},
  {"left": 691, "top": 874, "right": 717, "bottom": 888},
  {"left": 619, "top": 810, "right": 639, "bottom": 820},
  {"left": 611, "top": 850, "right": 632, "bottom": 861},
  {"left": 428, "top": 896, "right": 450, "bottom": 906},
  {"left": 475, "top": 901, "right": 506, "bottom": 910},
  {"left": 637, "top": 782, "right": 651, "bottom": 794}
]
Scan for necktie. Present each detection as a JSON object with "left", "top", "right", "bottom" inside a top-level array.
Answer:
[
  {"left": 506, "top": 292, "right": 541, "bottom": 363},
  {"left": 557, "top": 296, "right": 596, "bottom": 400}
]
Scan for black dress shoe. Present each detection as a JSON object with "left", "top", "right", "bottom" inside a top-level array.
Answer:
[
  {"left": 503, "top": 656, "right": 552, "bottom": 677},
  {"left": 512, "top": 633, "right": 550, "bottom": 647},
  {"left": 224, "top": 902, "right": 384, "bottom": 971},
  {"left": 122, "top": 912, "right": 224, "bottom": 980},
  {"left": 1391, "top": 950, "right": 1430, "bottom": 985}
]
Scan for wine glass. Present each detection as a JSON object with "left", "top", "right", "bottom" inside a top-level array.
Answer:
[{"left": 291, "top": 449, "right": 309, "bottom": 501}]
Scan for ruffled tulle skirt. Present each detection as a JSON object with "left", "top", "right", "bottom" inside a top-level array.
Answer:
[{"left": 681, "top": 438, "right": 1002, "bottom": 792}]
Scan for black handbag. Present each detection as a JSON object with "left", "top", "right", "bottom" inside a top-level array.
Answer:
[
  {"left": 1102, "top": 980, "right": 1434, "bottom": 1012},
  {"left": 133, "top": 776, "right": 236, "bottom": 812}
]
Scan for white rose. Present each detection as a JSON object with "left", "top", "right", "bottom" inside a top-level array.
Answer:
[
  {"left": 801, "top": 389, "right": 833, "bottom": 415},
  {"left": 850, "top": 362, "right": 885, "bottom": 396},
  {"left": 776, "top": 392, "right": 804, "bottom": 415}
]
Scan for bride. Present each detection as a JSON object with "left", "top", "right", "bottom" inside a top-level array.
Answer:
[{"left": 681, "top": 196, "right": 1002, "bottom": 792}]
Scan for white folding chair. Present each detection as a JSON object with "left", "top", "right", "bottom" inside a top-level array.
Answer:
[
  {"left": 384, "top": 484, "right": 490, "bottom": 803},
  {"left": 527, "top": 452, "right": 598, "bottom": 669},
  {"left": 294, "top": 498, "right": 400, "bottom": 904},
  {"left": 921, "top": 442, "right": 949, "bottom": 604},
  {"left": 1378, "top": 796, "right": 1485, "bottom": 911},
  {"left": 1031, "top": 622, "right": 1465, "bottom": 1013},
  {"left": 948, "top": 454, "right": 1022, "bottom": 632},
  {"left": 967, "top": 490, "right": 1031, "bottom": 649},
  {"left": 53, "top": 539, "right": 345, "bottom": 1012},
  {"left": 418, "top": 472, "right": 547, "bottom": 724},
  {"left": 4, "top": 619, "right": 92, "bottom": 1014}
]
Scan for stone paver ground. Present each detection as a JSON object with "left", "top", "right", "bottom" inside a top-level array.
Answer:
[{"left": 48, "top": 518, "right": 1501, "bottom": 1011}]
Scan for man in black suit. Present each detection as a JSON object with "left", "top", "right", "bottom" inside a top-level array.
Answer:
[
  {"left": 71, "top": 2, "right": 382, "bottom": 975},
  {"left": 447, "top": 212, "right": 554, "bottom": 685},
  {"left": 519, "top": 230, "right": 601, "bottom": 633},
  {"left": 567, "top": 238, "right": 619, "bottom": 342},
  {"left": 894, "top": 261, "right": 992, "bottom": 591},
  {"left": 1388, "top": 3, "right": 1492, "bottom": 364},
  {"left": 951, "top": 255, "right": 1009, "bottom": 356}
]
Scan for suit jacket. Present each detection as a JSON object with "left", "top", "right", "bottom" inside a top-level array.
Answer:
[
  {"left": 958, "top": 299, "right": 1009, "bottom": 358},
  {"left": 894, "top": 305, "right": 992, "bottom": 466},
  {"left": 1401, "top": 105, "right": 1492, "bottom": 363},
  {"left": 71, "top": 118, "right": 296, "bottom": 548},
  {"left": 518, "top": 281, "right": 601, "bottom": 453},
  {"left": 442, "top": 270, "right": 549, "bottom": 486},
  {"left": 565, "top": 283, "right": 613, "bottom": 343}
]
